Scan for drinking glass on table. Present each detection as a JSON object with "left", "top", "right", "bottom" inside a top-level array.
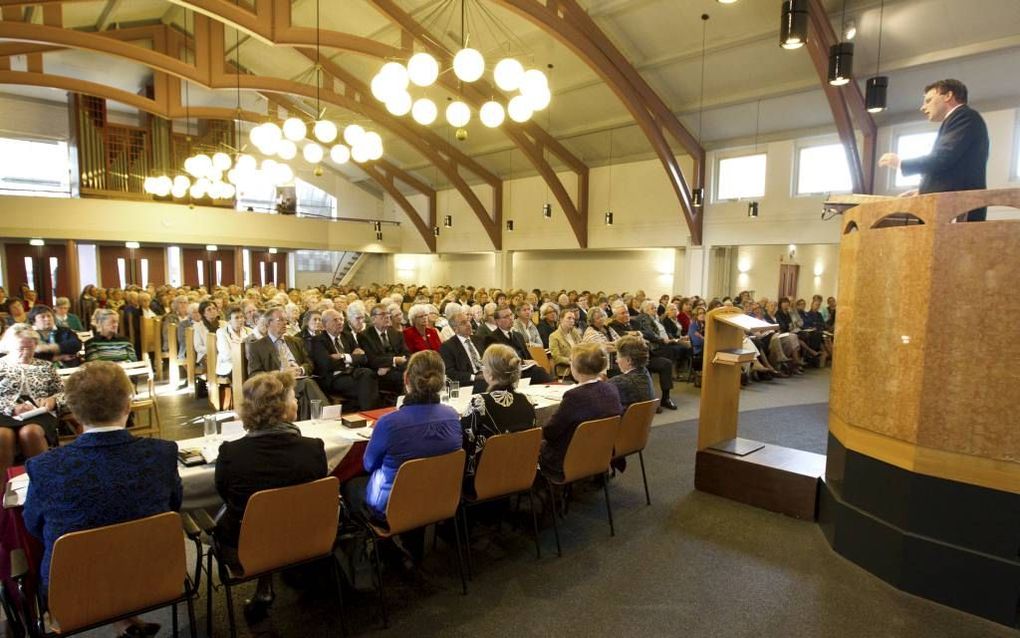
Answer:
[
  {"left": 310, "top": 399, "right": 323, "bottom": 421},
  {"left": 449, "top": 380, "right": 460, "bottom": 399},
  {"left": 203, "top": 414, "right": 219, "bottom": 440}
]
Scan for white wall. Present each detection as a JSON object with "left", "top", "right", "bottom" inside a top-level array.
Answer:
[{"left": 729, "top": 244, "right": 840, "bottom": 300}]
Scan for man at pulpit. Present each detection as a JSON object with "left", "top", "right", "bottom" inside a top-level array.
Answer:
[{"left": 878, "top": 79, "right": 989, "bottom": 221}]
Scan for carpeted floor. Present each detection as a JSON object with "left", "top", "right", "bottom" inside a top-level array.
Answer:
[{"left": 73, "top": 402, "right": 1013, "bottom": 638}]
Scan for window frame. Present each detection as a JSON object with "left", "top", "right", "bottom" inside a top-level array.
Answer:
[
  {"left": 0, "top": 135, "right": 72, "bottom": 198},
  {"left": 712, "top": 148, "right": 768, "bottom": 203},
  {"left": 792, "top": 138, "right": 855, "bottom": 197}
]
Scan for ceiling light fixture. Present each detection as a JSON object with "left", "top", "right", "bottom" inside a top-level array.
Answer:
[
  {"left": 780, "top": 0, "right": 808, "bottom": 50},
  {"left": 606, "top": 127, "right": 616, "bottom": 226},
  {"left": 828, "top": 0, "right": 854, "bottom": 86},
  {"left": 125, "top": 241, "right": 140, "bottom": 249},
  {"left": 865, "top": 0, "right": 888, "bottom": 113},
  {"left": 748, "top": 99, "right": 761, "bottom": 219},
  {"left": 443, "top": 214, "right": 453, "bottom": 228},
  {"left": 693, "top": 13, "right": 709, "bottom": 208}
]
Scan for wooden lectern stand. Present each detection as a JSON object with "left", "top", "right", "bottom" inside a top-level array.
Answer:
[{"left": 694, "top": 306, "right": 826, "bottom": 519}]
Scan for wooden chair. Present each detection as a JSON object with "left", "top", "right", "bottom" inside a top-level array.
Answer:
[
  {"left": 139, "top": 316, "right": 164, "bottom": 382},
  {"left": 205, "top": 333, "right": 223, "bottom": 411},
  {"left": 204, "top": 477, "right": 344, "bottom": 638},
  {"left": 166, "top": 320, "right": 182, "bottom": 388},
  {"left": 184, "top": 326, "right": 197, "bottom": 398},
  {"left": 543, "top": 416, "right": 621, "bottom": 556},
  {"left": 461, "top": 428, "right": 544, "bottom": 574},
  {"left": 527, "top": 345, "right": 553, "bottom": 376},
  {"left": 120, "top": 360, "right": 161, "bottom": 438},
  {"left": 613, "top": 399, "right": 659, "bottom": 505},
  {"left": 13, "top": 512, "right": 197, "bottom": 637},
  {"left": 228, "top": 341, "right": 248, "bottom": 412},
  {"left": 366, "top": 450, "right": 467, "bottom": 626}
]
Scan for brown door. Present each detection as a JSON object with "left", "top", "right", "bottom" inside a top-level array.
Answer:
[
  {"left": 778, "top": 263, "right": 800, "bottom": 300},
  {"left": 98, "top": 246, "right": 166, "bottom": 288},
  {"left": 250, "top": 250, "right": 287, "bottom": 288},
  {"left": 182, "top": 247, "right": 236, "bottom": 288},
  {"left": 4, "top": 242, "right": 70, "bottom": 306}
]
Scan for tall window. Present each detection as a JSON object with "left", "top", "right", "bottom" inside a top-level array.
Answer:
[
  {"left": 23, "top": 257, "right": 34, "bottom": 290},
  {"left": 196, "top": 260, "right": 204, "bottom": 287},
  {"left": 77, "top": 244, "right": 98, "bottom": 289},
  {"left": 259, "top": 261, "right": 267, "bottom": 287},
  {"left": 894, "top": 131, "right": 937, "bottom": 188},
  {"left": 48, "top": 257, "right": 59, "bottom": 306},
  {"left": 796, "top": 143, "right": 853, "bottom": 195},
  {"left": 0, "top": 137, "right": 71, "bottom": 197},
  {"left": 117, "top": 258, "right": 127, "bottom": 289},
  {"left": 235, "top": 181, "right": 276, "bottom": 213},
  {"left": 242, "top": 248, "right": 251, "bottom": 287},
  {"left": 140, "top": 258, "right": 149, "bottom": 288},
  {"left": 715, "top": 153, "right": 767, "bottom": 201},
  {"left": 295, "top": 250, "right": 333, "bottom": 272},
  {"left": 295, "top": 178, "right": 337, "bottom": 218},
  {"left": 167, "top": 246, "right": 182, "bottom": 286}
]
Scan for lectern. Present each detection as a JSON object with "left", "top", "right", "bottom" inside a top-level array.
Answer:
[{"left": 694, "top": 307, "right": 826, "bottom": 519}]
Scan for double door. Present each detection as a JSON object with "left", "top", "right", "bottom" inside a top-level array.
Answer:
[{"left": 4, "top": 242, "right": 70, "bottom": 306}]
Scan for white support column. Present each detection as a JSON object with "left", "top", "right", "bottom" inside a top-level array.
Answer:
[
  {"left": 494, "top": 250, "right": 513, "bottom": 289},
  {"left": 682, "top": 244, "right": 710, "bottom": 297}
]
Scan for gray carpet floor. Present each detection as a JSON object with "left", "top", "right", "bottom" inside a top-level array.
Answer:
[{"left": 73, "top": 402, "right": 1013, "bottom": 638}]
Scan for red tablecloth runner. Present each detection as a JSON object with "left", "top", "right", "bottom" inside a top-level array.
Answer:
[{"left": 0, "top": 467, "right": 42, "bottom": 603}]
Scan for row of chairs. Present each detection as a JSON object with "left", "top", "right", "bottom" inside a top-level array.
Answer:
[{"left": 6, "top": 398, "right": 658, "bottom": 636}]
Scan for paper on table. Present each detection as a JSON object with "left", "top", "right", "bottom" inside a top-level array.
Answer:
[
  {"left": 13, "top": 406, "right": 50, "bottom": 422},
  {"left": 4, "top": 473, "right": 29, "bottom": 509}
]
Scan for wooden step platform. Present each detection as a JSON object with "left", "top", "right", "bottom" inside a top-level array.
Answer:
[{"left": 695, "top": 439, "right": 826, "bottom": 520}]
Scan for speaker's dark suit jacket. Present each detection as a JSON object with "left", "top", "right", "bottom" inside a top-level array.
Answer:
[
  {"left": 485, "top": 328, "right": 552, "bottom": 383},
  {"left": 309, "top": 330, "right": 366, "bottom": 380},
  {"left": 901, "top": 105, "right": 988, "bottom": 220},
  {"left": 360, "top": 326, "right": 410, "bottom": 370},
  {"left": 439, "top": 335, "right": 485, "bottom": 390}
]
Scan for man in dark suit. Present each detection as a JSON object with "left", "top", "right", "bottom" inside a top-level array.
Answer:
[
  {"left": 24, "top": 361, "right": 180, "bottom": 635},
  {"left": 246, "top": 307, "right": 328, "bottom": 419},
  {"left": 310, "top": 309, "right": 379, "bottom": 410},
  {"left": 879, "top": 78, "right": 989, "bottom": 221},
  {"left": 609, "top": 303, "right": 677, "bottom": 411},
  {"left": 359, "top": 303, "right": 409, "bottom": 394},
  {"left": 484, "top": 307, "right": 552, "bottom": 384},
  {"left": 439, "top": 309, "right": 487, "bottom": 393}
]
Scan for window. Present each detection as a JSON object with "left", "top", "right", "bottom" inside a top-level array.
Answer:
[
  {"left": 140, "top": 258, "right": 149, "bottom": 288},
  {"left": 23, "top": 257, "right": 34, "bottom": 290},
  {"left": 196, "top": 260, "right": 204, "bottom": 287},
  {"left": 716, "top": 153, "right": 766, "bottom": 201},
  {"left": 796, "top": 143, "right": 853, "bottom": 195},
  {"left": 272, "top": 262, "right": 279, "bottom": 285},
  {"left": 77, "top": 244, "right": 98, "bottom": 288},
  {"left": 117, "top": 258, "right": 127, "bottom": 289},
  {"left": 295, "top": 250, "right": 333, "bottom": 272},
  {"left": 894, "top": 131, "right": 937, "bottom": 188},
  {"left": 0, "top": 137, "right": 71, "bottom": 197},
  {"left": 235, "top": 181, "right": 276, "bottom": 213},
  {"left": 242, "top": 248, "right": 251, "bottom": 288},
  {"left": 167, "top": 246, "right": 182, "bottom": 286},
  {"left": 48, "top": 257, "right": 59, "bottom": 306},
  {"left": 295, "top": 178, "right": 337, "bottom": 218},
  {"left": 259, "top": 261, "right": 267, "bottom": 287},
  {"left": 215, "top": 260, "right": 223, "bottom": 287},
  {"left": 1013, "top": 113, "right": 1020, "bottom": 181}
]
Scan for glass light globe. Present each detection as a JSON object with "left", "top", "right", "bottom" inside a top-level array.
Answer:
[
  {"left": 494, "top": 58, "right": 525, "bottom": 91},
  {"left": 507, "top": 95, "right": 533, "bottom": 123},
  {"left": 189, "top": 183, "right": 205, "bottom": 199},
  {"left": 520, "top": 69, "right": 549, "bottom": 96},
  {"left": 407, "top": 52, "right": 439, "bottom": 87},
  {"left": 411, "top": 98, "right": 438, "bottom": 125},
  {"left": 261, "top": 158, "right": 278, "bottom": 172},
  {"left": 313, "top": 120, "right": 338, "bottom": 144},
  {"left": 283, "top": 117, "right": 307, "bottom": 142},
  {"left": 207, "top": 170, "right": 223, "bottom": 184},
  {"left": 368, "top": 140, "right": 384, "bottom": 161},
  {"left": 212, "top": 152, "right": 232, "bottom": 172},
  {"left": 363, "top": 132, "right": 383, "bottom": 158},
  {"left": 330, "top": 144, "right": 351, "bottom": 164},
  {"left": 262, "top": 122, "right": 282, "bottom": 143},
  {"left": 453, "top": 48, "right": 485, "bottom": 83},
  {"left": 524, "top": 84, "right": 551, "bottom": 111},
  {"left": 371, "top": 74, "right": 395, "bottom": 102},
  {"left": 386, "top": 91, "right": 412, "bottom": 116},
  {"left": 192, "top": 154, "right": 213, "bottom": 177},
  {"left": 222, "top": 183, "right": 236, "bottom": 199},
  {"left": 171, "top": 184, "right": 188, "bottom": 199},
  {"left": 235, "top": 154, "right": 256, "bottom": 173},
  {"left": 260, "top": 137, "right": 280, "bottom": 156},
  {"left": 379, "top": 62, "right": 409, "bottom": 92},
  {"left": 343, "top": 124, "right": 366, "bottom": 146},
  {"left": 277, "top": 139, "right": 297, "bottom": 160},
  {"left": 143, "top": 177, "right": 156, "bottom": 193},
  {"left": 303, "top": 142, "right": 324, "bottom": 164},
  {"left": 157, "top": 175, "right": 173, "bottom": 193},
  {"left": 248, "top": 124, "right": 267, "bottom": 148},
  {"left": 273, "top": 163, "right": 293, "bottom": 185},
  {"left": 351, "top": 144, "right": 371, "bottom": 163},
  {"left": 446, "top": 101, "right": 471, "bottom": 127},
  {"left": 479, "top": 101, "right": 505, "bottom": 128},
  {"left": 226, "top": 168, "right": 241, "bottom": 185},
  {"left": 207, "top": 181, "right": 224, "bottom": 199},
  {"left": 173, "top": 175, "right": 190, "bottom": 190}
]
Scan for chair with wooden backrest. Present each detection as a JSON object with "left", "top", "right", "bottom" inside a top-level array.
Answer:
[
  {"left": 527, "top": 345, "right": 553, "bottom": 375},
  {"left": 184, "top": 326, "right": 196, "bottom": 398},
  {"left": 613, "top": 399, "right": 659, "bottom": 506},
  {"left": 461, "top": 428, "right": 544, "bottom": 572},
  {"left": 544, "top": 415, "right": 621, "bottom": 556},
  {"left": 54, "top": 367, "right": 82, "bottom": 443},
  {"left": 228, "top": 341, "right": 248, "bottom": 412},
  {"left": 139, "top": 316, "right": 164, "bottom": 381},
  {"left": 205, "top": 333, "right": 222, "bottom": 411},
  {"left": 367, "top": 450, "right": 467, "bottom": 626},
  {"left": 119, "top": 360, "right": 161, "bottom": 438},
  {"left": 165, "top": 319, "right": 181, "bottom": 388},
  {"left": 206, "top": 477, "right": 343, "bottom": 638},
  {"left": 23, "top": 512, "right": 196, "bottom": 637}
]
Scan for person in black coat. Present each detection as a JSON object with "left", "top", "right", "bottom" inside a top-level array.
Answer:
[
  {"left": 309, "top": 310, "right": 379, "bottom": 410},
  {"left": 483, "top": 308, "right": 552, "bottom": 384},
  {"left": 28, "top": 305, "right": 82, "bottom": 367},
  {"left": 439, "top": 309, "right": 487, "bottom": 393},
  {"left": 358, "top": 303, "right": 410, "bottom": 394},
  {"left": 608, "top": 304, "right": 676, "bottom": 411},
  {"left": 214, "top": 371, "right": 327, "bottom": 619},
  {"left": 879, "top": 79, "right": 989, "bottom": 221}
]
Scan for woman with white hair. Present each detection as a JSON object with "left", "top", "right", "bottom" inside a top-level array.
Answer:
[
  {"left": 0, "top": 324, "right": 61, "bottom": 474},
  {"left": 439, "top": 302, "right": 462, "bottom": 341},
  {"left": 402, "top": 303, "right": 442, "bottom": 353}
]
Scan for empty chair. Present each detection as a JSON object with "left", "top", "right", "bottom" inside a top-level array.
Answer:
[
  {"left": 613, "top": 399, "right": 659, "bottom": 505},
  {"left": 543, "top": 415, "right": 621, "bottom": 556},
  {"left": 119, "top": 360, "right": 162, "bottom": 438}
]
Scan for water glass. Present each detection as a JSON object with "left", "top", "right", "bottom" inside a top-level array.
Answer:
[
  {"left": 449, "top": 380, "right": 460, "bottom": 399},
  {"left": 203, "top": 414, "right": 218, "bottom": 439},
  {"left": 310, "top": 399, "right": 323, "bottom": 421}
]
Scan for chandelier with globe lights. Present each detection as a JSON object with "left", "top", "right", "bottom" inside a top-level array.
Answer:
[{"left": 368, "top": 0, "right": 551, "bottom": 131}]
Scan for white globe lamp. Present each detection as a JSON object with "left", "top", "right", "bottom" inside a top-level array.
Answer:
[
  {"left": 407, "top": 52, "right": 439, "bottom": 87},
  {"left": 313, "top": 120, "right": 338, "bottom": 144},
  {"left": 385, "top": 91, "right": 412, "bottom": 116},
  {"left": 330, "top": 144, "right": 351, "bottom": 164},
  {"left": 479, "top": 101, "right": 505, "bottom": 128},
  {"left": 494, "top": 58, "right": 525, "bottom": 91},
  {"left": 411, "top": 98, "right": 438, "bottom": 125},
  {"left": 507, "top": 95, "right": 533, "bottom": 123},
  {"left": 453, "top": 48, "right": 485, "bottom": 83},
  {"left": 343, "top": 124, "right": 365, "bottom": 147},
  {"left": 282, "top": 117, "right": 307, "bottom": 142},
  {"left": 446, "top": 101, "right": 471, "bottom": 127}
]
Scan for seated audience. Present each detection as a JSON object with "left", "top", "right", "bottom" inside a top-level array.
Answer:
[
  {"left": 214, "top": 371, "right": 327, "bottom": 620},
  {"left": 635, "top": 300, "right": 690, "bottom": 373},
  {"left": 246, "top": 307, "right": 329, "bottom": 420},
  {"left": 215, "top": 305, "right": 253, "bottom": 380},
  {"left": 360, "top": 303, "right": 410, "bottom": 394},
  {"left": 403, "top": 304, "right": 442, "bottom": 353},
  {"left": 537, "top": 303, "right": 559, "bottom": 348},
  {"left": 474, "top": 302, "right": 498, "bottom": 340},
  {"left": 548, "top": 309, "right": 582, "bottom": 378},
  {"left": 193, "top": 300, "right": 221, "bottom": 368},
  {"left": 438, "top": 309, "right": 487, "bottom": 393},
  {"left": 483, "top": 307, "right": 553, "bottom": 384},
  {"left": 438, "top": 302, "right": 461, "bottom": 342},
  {"left": 310, "top": 309, "right": 379, "bottom": 410},
  {"left": 298, "top": 309, "right": 323, "bottom": 355},
  {"left": 0, "top": 325, "right": 60, "bottom": 476},
  {"left": 513, "top": 302, "right": 542, "bottom": 347},
  {"left": 540, "top": 343, "right": 622, "bottom": 481},
  {"left": 608, "top": 303, "right": 676, "bottom": 411},
  {"left": 461, "top": 344, "right": 537, "bottom": 486},
  {"left": 662, "top": 303, "right": 683, "bottom": 339},
  {"left": 3, "top": 299, "right": 28, "bottom": 327},
  {"left": 28, "top": 304, "right": 82, "bottom": 367},
  {"left": 24, "top": 361, "right": 181, "bottom": 638},
  {"left": 52, "top": 297, "right": 84, "bottom": 332},
  {"left": 689, "top": 307, "right": 706, "bottom": 357},
  {"left": 84, "top": 308, "right": 137, "bottom": 362},
  {"left": 608, "top": 335, "right": 655, "bottom": 409}
]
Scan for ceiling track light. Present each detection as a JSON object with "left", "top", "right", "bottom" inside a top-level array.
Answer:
[
  {"left": 506, "top": 220, "right": 514, "bottom": 231},
  {"left": 604, "top": 211, "right": 614, "bottom": 226},
  {"left": 780, "top": 0, "right": 808, "bottom": 49},
  {"left": 433, "top": 226, "right": 441, "bottom": 237},
  {"left": 375, "top": 231, "right": 383, "bottom": 241},
  {"left": 828, "top": 0, "right": 854, "bottom": 86},
  {"left": 865, "top": 0, "right": 888, "bottom": 113},
  {"left": 747, "top": 201, "right": 759, "bottom": 218},
  {"left": 443, "top": 215, "right": 453, "bottom": 228},
  {"left": 542, "top": 203, "right": 552, "bottom": 218},
  {"left": 692, "top": 187, "right": 705, "bottom": 208}
]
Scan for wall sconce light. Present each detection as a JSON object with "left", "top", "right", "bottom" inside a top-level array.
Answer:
[
  {"left": 692, "top": 187, "right": 704, "bottom": 208},
  {"left": 604, "top": 211, "right": 614, "bottom": 225},
  {"left": 542, "top": 203, "right": 552, "bottom": 219},
  {"left": 205, "top": 244, "right": 218, "bottom": 252},
  {"left": 125, "top": 241, "right": 140, "bottom": 249},
  {"left": 372, "top": 221, "right": 382, "bottom": 232},
  {"left": 375, "top": 231, "right": 383, "bottom": 241},
  {"left": 747, "top": 202, "right": 759, "bottom": 218},
  {"left": 814, "top": 263, "right": 824, "bottom": 277},
  {"left": 506, "top": 220, "right": 514, "bottom": 231},
  {"left": 268, "top": 247, "right": 278, "bottom": 254},
  {"left": 433, "top": 226, "right": 441, "bottom": 237},
  {"left": 443, "top": 214, "right": 453, "bottom": 228},
  {"left": 29, "top": 238, "right": 45, "bottom": 246}
]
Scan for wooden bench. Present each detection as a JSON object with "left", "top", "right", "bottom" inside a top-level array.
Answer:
[
  {"left": 139, "top": 316, "right": 164, "bottom": 381},
  {"left": 184, "top": 325, "right": 197, "bottom": 398}
]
